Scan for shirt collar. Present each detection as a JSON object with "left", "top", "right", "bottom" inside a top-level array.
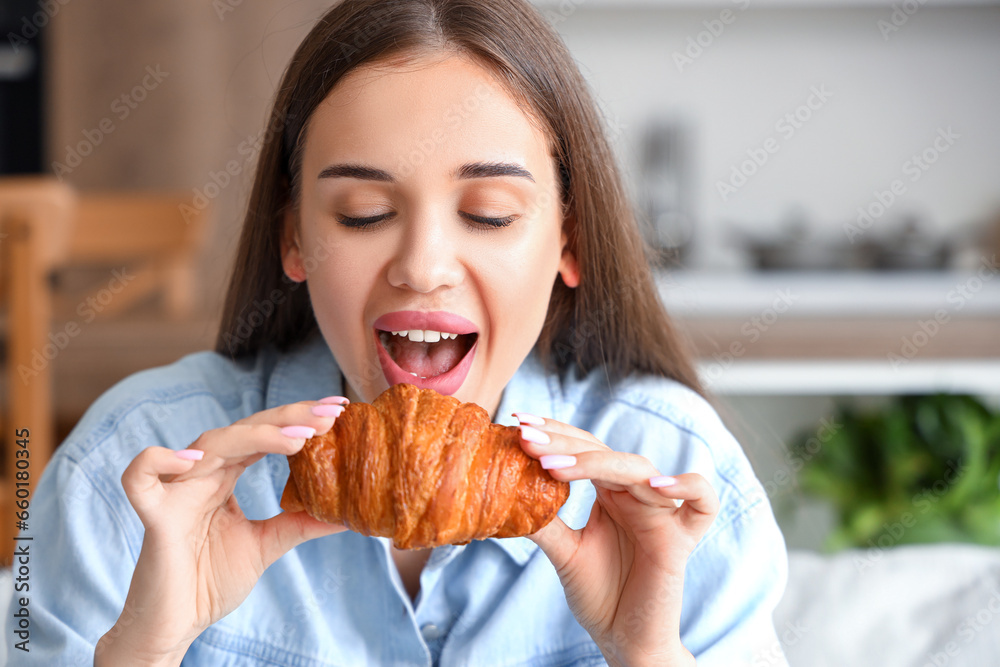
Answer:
[{"left": 265, "top": 333, "right": 567, "bottom": 566}]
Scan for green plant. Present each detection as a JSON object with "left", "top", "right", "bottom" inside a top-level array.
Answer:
[{"left": 789, "top": 394, "right": 1000, "bottom": 551}]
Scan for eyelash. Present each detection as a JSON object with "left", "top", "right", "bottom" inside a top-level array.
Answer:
[{"left": 336, "top": 212, "right": 518, "bottom": 231}]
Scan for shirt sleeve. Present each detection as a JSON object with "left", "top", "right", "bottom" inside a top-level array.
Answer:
[
  {"left": 679, "top": 484, "right": 791, "bottom": 667},
  {"left": 5, "top": 439, "right": 141, "bottom": 666},
  {"left": 606, "top": 383, "right": 792, "bottom": 666}
]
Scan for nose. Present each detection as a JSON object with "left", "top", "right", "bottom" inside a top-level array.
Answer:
[{"left": 385, "top": 214, "right": 464, "bottom": 294}]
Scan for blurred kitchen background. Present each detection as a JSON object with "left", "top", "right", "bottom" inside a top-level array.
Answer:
[{"left": 1, "top": 1, "right": 999, "bottom": 663}]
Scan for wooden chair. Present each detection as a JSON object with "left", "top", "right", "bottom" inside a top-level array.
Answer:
[
  {"left": 0, "top": 178, "right": 76, "bottom": 565},
  {"left": 0, "top": 177, "right": 210, "bottom": 566},
  {"left": 52, "top": 193, "right": 208, "bottom": 321},
  {"left": 47, "top": 191, "right": 214, "bottom": 427}
]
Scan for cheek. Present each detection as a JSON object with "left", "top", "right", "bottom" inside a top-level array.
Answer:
[
  {"left": 302, "top": 238, "right": 377, "bottom": 337},
  {"left": 506, "top": 222, "right": 562, "bottom": 286},
  {"left": 477, "top": 227, "right": 562, "bottom": 324},
  {"left": 301, "top": 218, "right": 387, "bottom": 294}
]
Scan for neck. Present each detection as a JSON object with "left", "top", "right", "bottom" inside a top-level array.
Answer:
[{"left": 342, "top": 378, "right": 364, "bottom": 406}]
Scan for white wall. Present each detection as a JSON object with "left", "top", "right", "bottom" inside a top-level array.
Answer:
[{"left": 545, "top": 5, "right": 1000, "bottom": 267}]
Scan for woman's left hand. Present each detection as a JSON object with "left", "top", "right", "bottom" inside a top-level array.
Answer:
[{"left": 513, "top": 413, "right": 720, "bottom": 667}]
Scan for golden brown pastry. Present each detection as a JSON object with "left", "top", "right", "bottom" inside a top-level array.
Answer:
[{"left": 281, "top": 383, "right": 570, "bottom": 549}]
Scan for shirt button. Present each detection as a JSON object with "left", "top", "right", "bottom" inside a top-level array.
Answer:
[{"left": 420, "top": 623, "right": 442, "bottom": 642}]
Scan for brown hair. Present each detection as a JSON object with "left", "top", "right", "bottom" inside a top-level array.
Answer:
[{"left": 216, "top": 0, "right": 703, "bottom": 396}]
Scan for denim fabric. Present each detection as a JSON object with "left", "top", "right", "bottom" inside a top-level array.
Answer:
[{"left": 8, "top": 332, "right": 788, "bottom": 666}]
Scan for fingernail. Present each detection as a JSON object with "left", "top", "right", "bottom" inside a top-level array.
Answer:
[
  {"left": 281, "top": 425, "right": 316, "bottom": 439},
  {"left": 513, "top": 412, "right": 545, "bottom": 426},
  {"left": 649, "top": 476, "right": 677, "bottom": 488},
  {"left": 175, "top": 449, "right": 204, "bottom": 461},
  {"left": 519, "top": 425, "right": 550, "bottom": 445},
  {"left": 311, "top": 404, "right": 346, "bottom": 417},
  {"left": 540, "top": 454, "right": 575, "bottom": 470},
  {"left": 319, "top": 396, "right": 349, "bottom": 404}
]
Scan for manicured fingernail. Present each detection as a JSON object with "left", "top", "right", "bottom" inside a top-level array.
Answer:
[
  {"left": 311, "top": 404, "right": 345, "bottom": 417},
  {"left": 513, "top": 412, "right": 545, "bottom": 426},
  {"left": 175, "top": 449, "right": 204, "bottom": 461},
  {"left": 519, "top": 425, "right": 550, "bottom": 445},
  {"left": 281, "top": 425, "right": 316, "bottom": 439},
  {"left": 319, "top": 396, "right": 349, "bottom": 404},
  {"left": 649, "top": 476, "right": 677, "bottom": 488},
  {"left": 540, "top": 454, "right": 575, "bottom": 470}
]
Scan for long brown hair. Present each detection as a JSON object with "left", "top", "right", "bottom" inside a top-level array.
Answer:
[{"left": 216, "top": 0, "right": 703, "bottom": 395}]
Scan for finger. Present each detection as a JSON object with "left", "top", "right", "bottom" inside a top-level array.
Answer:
[
  {"left": 538, "top": 450, "right": 677, "bottom": 507},
  {"left": 121, "top": 446, "right": 201, "bottom": 514},
  {"left": 511, "top": 412, "right": 607, "bottom": 449},
  {"left": 236, "top": 399, "right": 349, "bottom": 435},
  {"left": 649, "top": 473, "right": 720, "bottom": 529},
  {"left": 516, "top": 424, "right": 604, "bottom": 459},
  {"left": 255, "top": 511, "right": 348, "bottom": 569},
  {"left": 170, "top": 424, "right": 314, "bottom": 483},
  {"left": 525, "top": 513, "right": 582, "bottom": 574}
]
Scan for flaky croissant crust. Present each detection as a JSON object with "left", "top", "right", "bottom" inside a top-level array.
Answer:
[{"left": 281, "top": 383, "right": 570, "bottom": 549}]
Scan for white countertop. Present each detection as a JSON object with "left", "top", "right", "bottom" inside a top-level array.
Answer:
[
  {"left": 656, "top": 269, "right": 1000, "bottom": 318},
  {"left": 651, "top": 270, "right": 1000, "bottom": 395},
  {"left": 701, "top": 359, "right": 1000, "bottom": 395}
]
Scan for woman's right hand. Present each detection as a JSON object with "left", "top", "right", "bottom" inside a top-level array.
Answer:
[{"left": 95, "top": 397, "right": 351, "bottom": 667}]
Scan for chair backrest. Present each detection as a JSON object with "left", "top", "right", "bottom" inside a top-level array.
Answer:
[
  {"left": 68, "top": 193, "right": 205, "bottom": 262},
  {"left": 51, "top": 191, "right": 210, "bottom": 320}
]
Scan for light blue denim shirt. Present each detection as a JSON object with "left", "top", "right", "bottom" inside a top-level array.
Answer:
[{"left": 9, "top": 332, "right": 788, "bottom": 666}]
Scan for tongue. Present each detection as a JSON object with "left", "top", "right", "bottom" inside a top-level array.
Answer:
[{"left": 388, "top": 336, "right": 468, "bottom": 378}]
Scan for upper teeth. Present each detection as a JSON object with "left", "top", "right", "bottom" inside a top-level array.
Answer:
[{"left": 389, "top": 330, "right": 459, "bottom": 342}]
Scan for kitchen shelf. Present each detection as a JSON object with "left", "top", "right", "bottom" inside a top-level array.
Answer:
[
  {"left": 658, "top": 269, "right": 1000, "bottom": 318},
  {"left": 659, "top": 270, "right": 999, "bottom": 395},
  {"left": 702, "top": 359, "right": 1000, "bottom": 395}
]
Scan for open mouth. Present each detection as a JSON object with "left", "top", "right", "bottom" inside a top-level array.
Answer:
[{"left": 377, "top": 329, "right": 478, "bottom": 379}]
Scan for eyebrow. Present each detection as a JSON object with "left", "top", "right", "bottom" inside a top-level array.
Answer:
[{"left": 317, "top": 161, "right": 535, "bottom": 183}]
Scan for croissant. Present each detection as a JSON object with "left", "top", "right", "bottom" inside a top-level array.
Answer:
[{"left": 280, "top": 383, "right": 570, "bottom": 549}]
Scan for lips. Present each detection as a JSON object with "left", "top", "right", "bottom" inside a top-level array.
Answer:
[{"left": 372, "top": 310, "right": 479, "bottom": 395}]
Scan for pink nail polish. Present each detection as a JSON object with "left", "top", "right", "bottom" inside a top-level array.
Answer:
[
  {"left": 311, "top": 404, "right": 345, "bottom": 417},
  {"left": 519, "top": 425, "right": 550, "bottom": 445},
  {"left": 175, "top": 449, "right": 204, "bottom": 461},
  {"left": 540, "top": 454, "right": 575, "bottom": 470},
  {"left": 649, "top": 476, "right": 677, "bottom": 488},
  {"left": 319, "top": 396, "right": 350, "bottom": 404},
  {"left": 281, "top": 425, "right": 316, "bottom": 439},
  {"left": 513, "top": 412, "right": 545, "bottom": 426}
]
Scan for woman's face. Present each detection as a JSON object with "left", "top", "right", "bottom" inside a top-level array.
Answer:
[{"left": 282, "top": 52, "right": 577, "bottom": 418}]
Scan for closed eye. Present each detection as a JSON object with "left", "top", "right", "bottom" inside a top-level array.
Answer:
[
  {"left": 337, "top": 212, "right": 393, "bottom": 229},
  {"left": 459, "top": 212, "right": 519, "bottom": 228},
  {"left": 336, "top": 212, "right": 518, "bottom": 230}
]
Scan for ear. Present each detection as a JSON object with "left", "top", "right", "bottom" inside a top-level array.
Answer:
[
  {"left": 557, "top": 225, "right": 580, "bottom": 288},
  {"left": 281, "top": 206, "right": 307, "bottom": 283}
]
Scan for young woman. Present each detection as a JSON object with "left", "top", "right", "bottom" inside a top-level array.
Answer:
[{"left": 16, "top": 1, "right": 788, "bottom": 665}]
